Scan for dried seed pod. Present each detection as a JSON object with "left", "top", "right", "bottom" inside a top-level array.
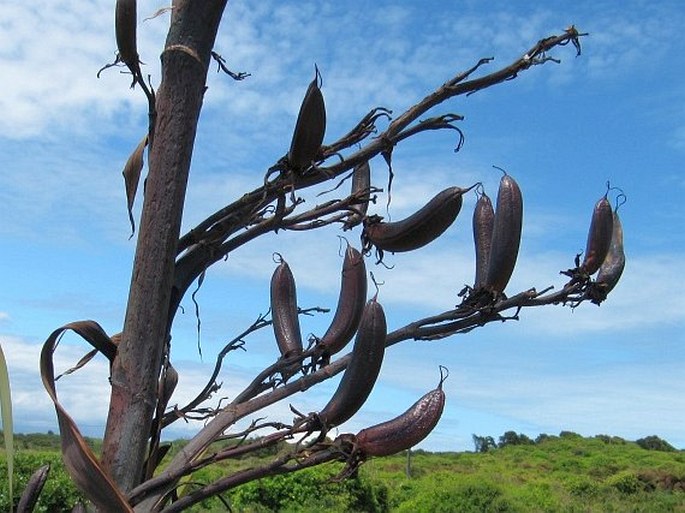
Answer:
[
  {"left": 270, "top": 257, "right": 303, "bottom": 360},
  {"left": 115, "top": 0, "right": 138, "bottom": 67},
  {"left": 318, "top": 298, "right": 386, "bottom": 428},
  {"left": 355, "top": 369, "right": 447, "bottom": 457},
  {"left": 288, "top": 66, "right": 326, "bottom": 170},
  {"left": 484, "top": 173, "right": 523, "bottom": 294},
  {"left": 17, "top": 464, "right": 50, "bottom": 513},
  {"left": 472, "top": 190, "right": 495, "bottom": 289},
  {"left": 596, "top": 209, "right": 625, "bottom": 293},
  {"left": 318, "top": 244, "right": 367, "bottom": 357},
  {"left": 343, "top": 161, "right": 372, "bottom": 230},
  {"left": 581, "top": 195, "right": 614, "bottom": 275},
  {"left": 363, "top": 186, "right": 472, "bottom": 254},
  {"left": 158, "top": 363, "right": 178, "bottom": 409}
]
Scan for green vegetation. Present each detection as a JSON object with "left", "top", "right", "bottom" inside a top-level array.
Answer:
[{"left": 0, "top": 431, "right": 683, "bottom": 512}]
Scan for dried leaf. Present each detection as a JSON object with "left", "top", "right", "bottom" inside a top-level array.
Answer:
[
  {"left": 144, "top": 6, "right": 173, "bottom": 21},
  {"left": 0, "top": 343, "right": 14, "bottom": 508},
  {"left": 192, "top": 271, "right": 206, "bottom": 358},
  {"left": 55, "top": 348, "right": 98, "bottom": 381},
  {"left": 40, "top": 321, "right": 132, "bottom": 512},
  {"left": 123, "top": 134, "right": 148, "bottom": 239}
]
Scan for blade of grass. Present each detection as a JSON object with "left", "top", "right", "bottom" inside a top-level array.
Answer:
[{"left": 0, "top": 343, "right": 13, "bottom": 511}]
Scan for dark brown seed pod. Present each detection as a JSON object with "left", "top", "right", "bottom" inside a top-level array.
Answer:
[
  {"left": 270, "top": 257, "right": 303, "bottom": 360},
  {"left": 318, "top": 298, "right": 386, "bottom": 429},
  {"left": 472, "top": 190, "right": 495, "bottom": 289},
  {"left": 288, "top": 66, "right": 326, "bottom": 170},
  {"left": 318, "top": 244, "right": 368, "bottom": 357},
  {"left": 363, "top": 186, "right": 472, "bottom": 254},
  {"left": 158, "top": 363, "right": 178, "bottom": 409},
  {"left": 596, "top": 209, "right": 625, "bottom": 293},
  {"left": 581, "top": 195, "right": 614, "bottom": 275},
  {"left": 115, "top": 0, "right": 138, "bottom": 67},
  {"left": 343, "top": 161, "right": 372, "bottom": 231},
  {"left": 484, "top": 173, "right": 523, "bottom": 294},
  {"left": 17, "top": 464, "right": 50, "bottom": 513},
  {"left": 355, "top": 369, "right": 447, "bottom": 457}
]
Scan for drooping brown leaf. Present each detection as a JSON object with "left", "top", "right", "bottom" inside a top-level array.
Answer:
[
  {"left": 40, "top": 321, "right": 132, "bottom": 513},
  {"left": 122, "top": 134, "right": 148, "bottom": 238}
]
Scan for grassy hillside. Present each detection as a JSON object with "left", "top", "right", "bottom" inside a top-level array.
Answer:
[
  {"left": 360, "top": 432, "right": 685, "bottom": 513},
  {"left": 1, "top": 431, "right": 684, "bottom": 512}
]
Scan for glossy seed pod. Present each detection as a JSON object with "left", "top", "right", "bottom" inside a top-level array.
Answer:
[
  {"left": 356, "top": 375, "right": 446, "bottom": 457},
  {"left": 288, "top": 67, "right": 326, "bottom": 170},
  {"left": 270, "top": 259, "right": 303, "bottom": 359},
  {"left": 484, "top": 174, "right": 523, "bottom": 294},
  {"left": 581, "top": 195, "right": 614, "bottom": 275},
  {"left": 472, "top": 191, "right": 495, "bottom": 289},
  {"left": 318, "top": 299, "right": 386, "bottom": 428},
  {"left": 363, "top": 186, "right": 468, "bottom": 253},
  {"left": 318, "top": 244, "right": 367, "bottom": 357}
]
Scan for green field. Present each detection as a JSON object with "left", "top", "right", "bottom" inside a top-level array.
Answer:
[{"left": 1, "top": 431, "right": 684, "bottom": 512}]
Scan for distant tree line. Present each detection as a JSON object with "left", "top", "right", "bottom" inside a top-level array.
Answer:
[{"left": 472, "top": 431, "right": 677, "bottom": 453}]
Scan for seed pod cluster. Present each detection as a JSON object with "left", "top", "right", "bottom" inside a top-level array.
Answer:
[
  {"left": 363, "top": 186, "right": 471, "bottom": 255},
  {"left": 270, "top": 257, "right": 303, "bottom": 360},
  {"left": 484, "top": 173, "right": 523, "bottom": 294},
  {"left": 355, "top": 370, "right": 447, "bottom": 457},
  {"left": 343, "top": 161, "right": 372, "bottom": 231},
  {"left": 317, "top": 298, "right": 386, "bottom": 429},
  {"left": 580, "top": 195, "right": 614, "bottom": 275},
  {"left": 588, "top": 208, "right": 625, "bottom": 305},
  {"left": 288, "top": 66, "right": 326, "bottom": 171},
  {"left": 317, "top": 244, "right": 368, "bottom": 358},
  {"left": 472, "top": 190, "right": 495, "bottom": 289},
  {"left": 115, "top": 0, "right": 138, "bottom": 68}
]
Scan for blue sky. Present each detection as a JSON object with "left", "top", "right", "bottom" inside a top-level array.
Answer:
[{"left": 0, "top": 1, "right": 684, "bottom": 452}]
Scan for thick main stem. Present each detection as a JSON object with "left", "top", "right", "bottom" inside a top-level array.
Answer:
[{"left": 101, "top": 0, "right": 228, "bottom": 492}]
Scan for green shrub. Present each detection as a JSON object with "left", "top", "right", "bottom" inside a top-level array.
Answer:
[
  {"left": 394, "top": 474, "right": 514, "bottom": 513},
  {"left": 565, "top": 476, "right": 600, "bottom": 498},
  {"left": 606, "top": 470, "right": 644, "bottom": 494},
  {"left": 227, "top": 464, "right": 387, "bottom": 513},
  {"left": 0, "top": 452, "right": 83, "bottom": 512}
]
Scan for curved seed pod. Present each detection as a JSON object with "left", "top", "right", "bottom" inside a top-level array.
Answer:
[
  {"left": 288, "top": 66, "right": 326, "bottom": 170},
  {"left": 158, "top": 363, "right": 178, "bottom": 409},
  {"left": 581, "top": 195, "right": 614, "bottom": 275},
  {"left": 363, "top": 186, "right": 472, "bottom": 254},
  {"left": 596, "top": 210, "right": 625, "bottom": 293},
  {"left": 270, "top": 258, "right": 303, "bottom": 359},
  {"left": 472, "top": 190, "right": 495, "bottom": 289},
  {"left": 115, "top": 0, "right": 138, "bottom": 67},
  {"left": 17, "top": 464, "right": 50, "bottom": 513},
  {"left": 318, "top": 298, "right": 386, "bottom": 428},
  {"left": 318, "top": 244, "right": 368, "bottom": 357},
  {"left": 484, "top": 173, "right": 523, "bottom": 294},
  {"left": 344, "top": 161, "right": 372, "bottom": 230},
  {"left": 356, "top": 370, "right": 447, "bottom": 457}
]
